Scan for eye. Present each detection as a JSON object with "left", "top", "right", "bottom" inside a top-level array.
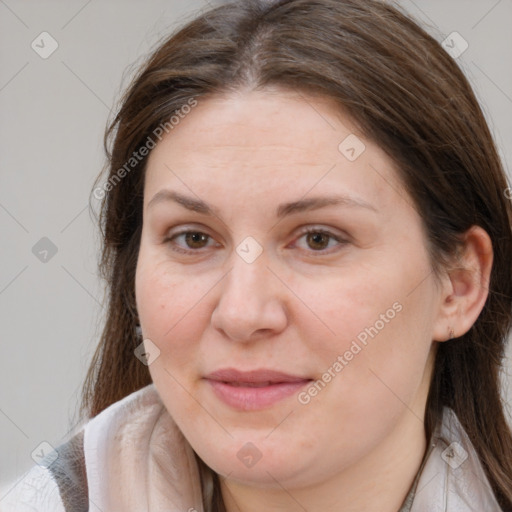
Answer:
[
  {"left": 164, "top": 227, "right": 348, "bottom": 256},
  {"left": 164, "top": 230, "right": 218, "bottom": 254},
  {"left": 292, "top": 227, "right": 348, "bottom": 255}
]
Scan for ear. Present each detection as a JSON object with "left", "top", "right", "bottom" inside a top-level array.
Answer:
[{"left": 432, "top": 225, "right": 493, "bottom": 342}]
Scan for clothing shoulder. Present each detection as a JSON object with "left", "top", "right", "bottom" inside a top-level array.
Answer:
[
  {"left": 0, "top": 384, "right": 161, "bottom": 512},
  {"left": 410, "top": 406, "right": 504, "bottom": 512},
  {"left": 0, "top": 458, "right": 65, "bottom": 512}
]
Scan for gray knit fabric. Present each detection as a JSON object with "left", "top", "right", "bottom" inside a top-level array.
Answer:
[{"left": 47, "top": 430, "right": 88, "bottom": 512}]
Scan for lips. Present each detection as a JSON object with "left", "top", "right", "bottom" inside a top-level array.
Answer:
[
  {"left": 204, "top": 368, "right": 312, "bottom": 410},
  {"left": 205, "top": 368, "right": 310, "bottom": 384},
  {"left": 225, "top": 381, "right": 279, "bottom": 387}
]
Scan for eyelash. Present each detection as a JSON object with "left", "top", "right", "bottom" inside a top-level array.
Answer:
[{"left": 164, "top": 227, "right": 348, "bottom": 256}]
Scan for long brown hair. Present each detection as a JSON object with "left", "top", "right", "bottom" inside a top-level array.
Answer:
[{"left": 81, "top": 0, "right": 512, "bottom": 509}]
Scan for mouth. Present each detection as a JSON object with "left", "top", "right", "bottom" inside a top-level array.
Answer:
[{"left": 204, "top": 368, "right": 313, "bottom": 411}]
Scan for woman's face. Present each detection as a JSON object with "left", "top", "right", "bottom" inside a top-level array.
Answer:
[{"left": 135, "top": 88, "right": 446, "bottom": 489}]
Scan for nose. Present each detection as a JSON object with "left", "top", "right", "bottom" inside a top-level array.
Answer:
[{"left": 210, "top": 251, "right": 288, "bottom": 342}]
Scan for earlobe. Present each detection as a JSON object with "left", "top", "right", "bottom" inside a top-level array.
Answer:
[{"left": 432, "top": 225, "right": 493, "bottom": 342}]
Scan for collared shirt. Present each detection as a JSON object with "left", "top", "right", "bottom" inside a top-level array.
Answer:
[{"left": 0, "top": 384, "right": 504, "bottom": 511}]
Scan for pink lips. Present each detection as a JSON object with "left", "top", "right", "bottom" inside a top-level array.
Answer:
[{"left": 204, "top": 368, "right": 312, "bottom": 411}]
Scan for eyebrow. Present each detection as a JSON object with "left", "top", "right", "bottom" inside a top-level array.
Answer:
[{"left": 147, "top": 189, "right": 378, "bottom": 218}]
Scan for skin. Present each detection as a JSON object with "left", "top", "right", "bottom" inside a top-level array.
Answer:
[{"left": 135, "top": 87, "right": 493, "bottom": 512}]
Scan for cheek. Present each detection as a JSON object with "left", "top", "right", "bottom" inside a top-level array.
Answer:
[
  {"left": 308, "top": 254, "right": 435, "bottom": 404},
  {"left": 303, "top": 266, "right": 399, "bottom": 361},
  {"left": 135, "top": 261, "right": 205, "bottom": 421},
  {"left": 135, "top": 252, "right": 219, "bottom": 374},
  {"left": 136, "top": 257, "right": 190, "bottom": 348}
]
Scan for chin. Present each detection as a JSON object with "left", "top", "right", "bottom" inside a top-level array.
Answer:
[{"left": 195, "top": 435, "right": 318, "bottom": 489}]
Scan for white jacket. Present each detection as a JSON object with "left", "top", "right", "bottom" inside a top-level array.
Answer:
[{"left": 0, "top": 383, "right": 504, "bottom": 511}]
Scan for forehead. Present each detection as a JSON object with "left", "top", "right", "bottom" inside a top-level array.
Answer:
[
  {"left": 143, "top": 89, "right": 409, "bottom": 215},
  {"left": 149, "top": 89, "right": 356, "bottom": 158}
]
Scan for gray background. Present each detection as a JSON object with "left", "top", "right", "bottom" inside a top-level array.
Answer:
[{"left": 1, "top": 0, "right": 511, "bottom": 486}]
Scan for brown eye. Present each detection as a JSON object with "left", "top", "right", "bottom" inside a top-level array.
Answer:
[
  {"left": 183, "top": 231, "right": 209, "bottom": 249},
  {"left": 306, "top": 232, "right": 331, "bottom": 251},
  {"left": 293, "top": 227, "right": 348, "bottom": 255},
  {"left": 165, "top": 230, "right": 216, "bottom": 254}
]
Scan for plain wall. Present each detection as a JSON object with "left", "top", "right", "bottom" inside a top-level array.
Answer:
[{"left": 1, "top": 0, "right": 511, "bottom": 487}]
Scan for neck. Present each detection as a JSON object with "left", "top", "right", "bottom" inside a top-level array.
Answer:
[{"left": 220, "top": 410, "right": 427, "bottom": 512}]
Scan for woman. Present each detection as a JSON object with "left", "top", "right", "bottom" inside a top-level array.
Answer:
[{"left": 2, "top": 0, "right": 511, "bottom": 510}]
